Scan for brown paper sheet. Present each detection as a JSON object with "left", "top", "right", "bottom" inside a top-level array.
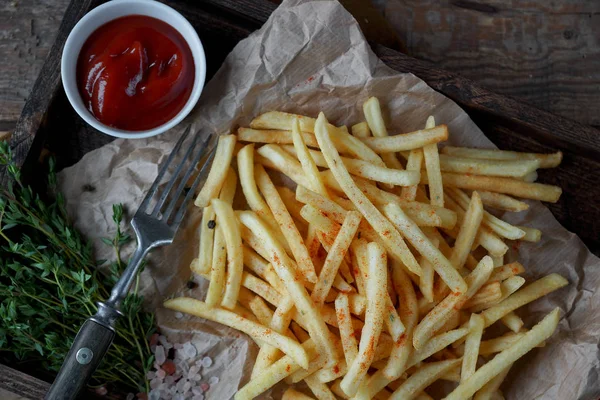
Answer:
[{"left": 59, "top": 0, "right": 600, "bottom": 398}]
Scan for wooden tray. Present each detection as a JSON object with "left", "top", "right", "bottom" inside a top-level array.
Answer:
[{"left": 2, "top": 0, "right": 600, "bottom": 398}]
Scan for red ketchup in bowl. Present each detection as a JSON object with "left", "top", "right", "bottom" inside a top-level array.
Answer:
[{"left": 76, "top": 15, "right": 195, "bottom": 131}]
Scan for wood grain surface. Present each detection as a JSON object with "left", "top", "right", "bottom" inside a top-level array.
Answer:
[
  {"left": 3, "top": 0, "right": 600, "bottom": 128},
  {"left": 375, "top": 0, "right": 600, "bottom": 126}
]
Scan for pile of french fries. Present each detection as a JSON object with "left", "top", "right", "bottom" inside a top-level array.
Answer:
[{"left": 164, "top": 97, "right": 568, "bottom": 400}]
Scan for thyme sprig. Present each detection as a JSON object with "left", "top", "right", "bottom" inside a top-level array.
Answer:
[{"left": 0, "top": 142, "right": 155, "bottom": 394}]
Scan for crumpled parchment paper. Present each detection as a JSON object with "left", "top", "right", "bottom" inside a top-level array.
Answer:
[{"left": 59, "top": 0, "right": 600, "bottom": 398}]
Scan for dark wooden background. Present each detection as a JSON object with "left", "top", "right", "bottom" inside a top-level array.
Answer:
[{"left": 2, "top": 0, "right": 600, "bottom": 131}]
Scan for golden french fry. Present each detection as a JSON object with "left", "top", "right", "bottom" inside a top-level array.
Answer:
[
  {"left": 445, "top": 308, "right": 560, "bottom": 400},
  {"left": 446, "top": 187, "right": 525, "bottom": 240},
  {"left": 421, "top": 115, "right": 444, "bottom": 207},
  {"left": 164, "top": 297, "right": 308, "bottom": 368},
  {"left": 471, "top": 276, "right": 526, "bottom": 312},
  {"left": 237, "top": 144, "right": 281, "bottom": 233},
  {"left": 210, "top": 199, "right": 243, "bottom": 309},
  {"left": 409, "top": 327, "right": 470, "bottom": 368},
  {"left": 257, "top": 144, "right": 313, "bottom": 188},
  {"left": 247, "top": 295, "right": 274, "bottom": 328},
  {"left": 462, "top": 314, "right": 485, "bottom": 382},
  {"left": 282, "top": 388, "right": 315, "bottom": 400},
  {"left": 389, "top": 359, "right": 462, "bottom": 400},
  {"left": 481, "top": 273, "right": 568, "bottom": 327},
  {"left": 476, "top": 190, "right": 529, "bottom": 212},
  {"left": 282, "top": 144, "right": 419, "bottom": 186},
  {"left": 360, "top": 125, "right": 449, "bottom": 153},
  {"left": 193, "top": 206, "right": 216, "bottom": 275},
  {"left": 255, "top": 165, "right": 318, "bottom": 283},
  {"left": 401, "top": 148, "right": 424, "bottom": 201},
  {"left": 238, "top": 211, "right": 337, "bottom": 361},
  {"left": 464, "top": 282, "right": 503, "bottom": 309},
  {"left": 383, "top": 203, "right": 466, "bottom": 293},
  {"left": 312, "top": 211, "right": 361, "bottom": 306},
  {"left": 479, "top": 333, "right": 529, "bottom": 355},
  {"left": 384, "top": 294, "right": 405, "bottom": 341},
  {"left": 351, "top": 121, "right": 371, "bottom": 138},
  {"left": 424, "top": 172, "right": 562, "bottom": 203},
  {"left": 243, "top": 245, "right": 269, "bottom": 277},
  {"left": 412, "top": 256, "right": 493, "bottom": 349},
  {"left": 450, "top": 191, "right": 484, "bottom": 270},
  {"left": 473, "top": 365, "right": 512, "bottom": 400},
  {"left": 234, "top": 339, "right": 317, "bottom": 400},
  {"left": 276, "top": 186, "right": 309, "bottom": 231},
  {"left": 501, "top": 312, "right": 524, "bottom": 333},
  {"left": 340, "top": 242, "right": 388, "bottom": 396},
  {"left": 441, "top": 146, "right": 562, "bottom": 169},
  {"left": 238, "top": 127, "right": 319, "bottom": 147},
  {"left": 205, "top": 226, "right": 227, "bottom": 307},
  {"left": 439, "top": 155, "right": 540, "bottom": 178},
  {"left": 518, "top": 225, "right": 542, "bottom": 242},
  {"left": 314, "top": 112, "right": 421, "bottom": 275},
  {"left": 305, "top": 374, "right": 337, "bottom": 400},
  {"left": 292, "top": 118, "right": 329, "bottom": 195},
  {"left": 363, "top": 97, "right": 405, "bottom": 173},
  {"left": 195, "top": 135, "right": 237, "bottom": 207},
  {"left": 383, "top": 260, "right": 419, "bottom": 380},
  {"left": 335, "top": 293, "right": 359, "bottom": 366},
  {"left": 218, "top": 167, "right": 237, "bottom": 204}
]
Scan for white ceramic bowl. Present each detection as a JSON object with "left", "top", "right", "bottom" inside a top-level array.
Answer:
[{"left": 61, "top": 0, "right": 206, "bottom": 139}]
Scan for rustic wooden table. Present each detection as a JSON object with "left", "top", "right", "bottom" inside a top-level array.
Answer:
[{"left": 2, "top": 0, "right": 599, "bottom": 130}]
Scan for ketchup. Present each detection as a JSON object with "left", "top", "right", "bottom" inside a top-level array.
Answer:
[{"left": 76, "top": 15, "right": 195, "bottom": 131}]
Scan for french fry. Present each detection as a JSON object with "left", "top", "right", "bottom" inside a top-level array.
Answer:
[
  {"left": 501, "top": 312, "right": 524, "bottom": 333},
  {"left": 518, "top": 225, "right": 542, "bottom": 242},
  {"left": 276, "top": 186, "right": 309, "bottom": 232},
  {"left": 292, "top": 118, "right": 329, "bottom": 195},
  {"left": 383, "top": 260, "right": 419, "bottom": 379},
  {"left": 351, "top": 121, "right": 371, "bottom": 138},
  {"left": 210, "top": 199, "right": 243, "bottom": 309},
  {"left": 363, "top": 97, "right": 405, "bottom": 172},
  {"left": 314, "top": 112, "right": 421, "bottom": 275},
  {"left": 422, "top": 116, "right": 444, "bottom": 207},
  {"left": 335, "top": 293, "right": 359, "bottom": 366},
  {"left": 473, "top": 365, "right": 512, "bottom": 400},
  {"left": 409, "top": 327, "right": 470, "bottom": 368},
  {"left": 423, "top": 172, "right": 562, "bottom": 203},
  {"left": 238, "top": 127, "right": 320, "bottom": 148},
  {"left": 481, "top": 273, "right": 568, "bottom": 327},
  {"left": 384, "top": 294, "right": 405, "bottom": 341},
  {"left": 218, "top": 167, "right": 237, "bottom": 204},
  {"left": 446, "top": 188, "right": 525, "bottom": 240},
  {"left": 195, "top": 135, "right": 237, "bottom": 207},
  {"left": 164, "top": 297, "right": 308, "bottom": 368},
  {"left": 412, "top": 256, "right": 493, "bottom": 349},
  {"left": 205, "top": 226, "right": 227, "bottom": 307},
  {"left": 257, "top": 144, "right": 313, "bottom": 188},
  {"left": 401, "top": 148, "right": 424, "bottom": 201},
  {"left": 492, "top": 255, "right": 504, "bottom": 268},
  {"left": 471, "top": 276, "right": 526, "bottom": 312},
  {"left": 312, "top": 211, "right": 361, "bottom": 306},
  {"left": 283, "top": 388, "right": 315, "bottom": 400},
  {"left": 340, "top": 242, "right": 388, "bottom": 396},
  {"left": 463, "top": 282, "right": 503, "bottom": 309},
  {"left": 305, "top": 374, "right": 337, "bottom": 400},
  {"left": 420, "top": 256, "right": 435, "bottom": 304},
  {"left": 237, "top": 144, "right": 281, "bottom": 233},
  {"left": 389, "top": 359, "right": 462, "bottom": 400},
  {"left": 475, "top": 190, "right": 529, "bottom": 212},
  {"left": 450, "top": 191, "right": 484, "bottom": 270},
  {"left": 243, "top": 245, "right": 269, "bottom": 277},
  {"left": 462, "top": 314, "right": 485, "bottom": 382},
  {"left": 238, "top": 211, "right": 337, "bottom": 361},
  {"left": 282, "top": 144, "right": 420, "bottom": 186},
  {"left": 255, "top": 165, "right": 318, "bottom": 283},
  {"left": 234, "top": 339, "right": 317, "bottom": 400},
  {"left": 247, "top": 295, "right": 274, "bottom": 328},
  {"left": 360, "top": 125, "right": 449, "bottom": 153},
  {"left": 383, "top": 203, "right": 466, "bottom": 293},
  {"left": 439, "top": 155, "right": 540, "bottom": 178},
  {"left": 441, "top": 146, "right": 562, "bottom": 169},
  {"left": 445, "top": 308, "right": 560, "bottom": 400},
  {"left": 193, "top": 206, "right": 216, "bottom": 274},
  {"left": 479, "top": 332, "right": 546, "bottom": 355}
]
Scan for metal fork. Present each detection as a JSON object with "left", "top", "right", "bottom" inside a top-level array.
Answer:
[{"left": 45, "top": 128, "right": 216, "bottom": 400}]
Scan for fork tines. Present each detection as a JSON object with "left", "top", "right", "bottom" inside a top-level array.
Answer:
[{"left": 137, "top": 127, "right": 216, "bottom": 227}]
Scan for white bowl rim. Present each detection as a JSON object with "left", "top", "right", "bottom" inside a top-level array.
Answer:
[{"left": 61, "top": 0, "right": 206, "bottom": 139}]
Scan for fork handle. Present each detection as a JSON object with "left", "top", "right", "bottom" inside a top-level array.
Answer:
[{"left": 45, "top": 319, "right": 115, "bottom": 400}]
